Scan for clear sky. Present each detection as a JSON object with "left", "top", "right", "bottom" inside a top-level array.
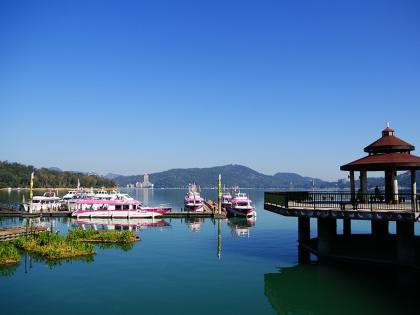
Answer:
[{"left": 1, "top": 0, "right": 419, "bottom": 180}]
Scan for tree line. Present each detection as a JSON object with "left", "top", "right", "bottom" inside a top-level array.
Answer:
[{"left": 0, "top": 161, "right": 115, "bottom": 188}]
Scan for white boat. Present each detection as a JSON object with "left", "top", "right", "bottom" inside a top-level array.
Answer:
[
  {"left": 72, "top": 199, "right": 164, "bottom": 218},
  {"left": 22, "top": 191, "right": 62, "bottom": 212},
  {"left": 94, "top": 188, "right": 113, "bottom": 200},
  {"left": 62, "top": 190, "right": 79, "bottom": 201}
]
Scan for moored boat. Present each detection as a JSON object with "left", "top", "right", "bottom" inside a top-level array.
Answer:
[
  {"left": 22, "top": 191, "right": 62, "bottom": 212},
  {"left": 184, "top": 184, "right": 204, "bottom": 212},
  {"left": 72, "top": 199, "right": 157, "bottom": 218},
  {"left": 72, "top": 198, "right": 171, "bottom": 218},
  {"left": 221, "top": 190, "right": 233, "bottom": 210},
  {"left": 226, "top": 190, "right": 256, "bottom": 218}
]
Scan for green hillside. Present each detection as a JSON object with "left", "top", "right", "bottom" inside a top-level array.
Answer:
[{"left": 0, "top": 161, "right": 115, "bottom": 188}]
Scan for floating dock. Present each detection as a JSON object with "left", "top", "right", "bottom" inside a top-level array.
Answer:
[{"left": 0, "top": 226, "right": 48, "bottom": 241}]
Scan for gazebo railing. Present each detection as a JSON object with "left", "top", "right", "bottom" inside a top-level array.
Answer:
[{"left": 265, "top": 192, "right": 420, "bottom": 212}]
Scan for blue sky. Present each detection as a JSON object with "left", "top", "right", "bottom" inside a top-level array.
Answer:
[{"left": 0, "top": 0, "right": 419, "bottom": 180}]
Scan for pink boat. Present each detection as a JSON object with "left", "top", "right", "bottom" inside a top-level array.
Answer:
[
  {"left": 72, "top": 199, "right": 171, "bottom": 218},
  {"left": 184, "top": 184, "right": 204, "bottom": 212},
  {"left": 226, "top": 191, "right": 256, "bottom": 218}
]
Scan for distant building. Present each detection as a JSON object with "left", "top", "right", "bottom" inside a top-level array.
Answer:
[
  {"left": 136, "top": 174, "right": 154, "bottom": 188},
  {"left": 126, "top": 184, "right": 135, "bottom": 188}
]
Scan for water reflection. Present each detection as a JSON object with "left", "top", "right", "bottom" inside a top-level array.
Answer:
[
  {"left": 185, "top": 217, "right": 204, "bottom": 232},
  {"left": 0, "top": 263, "right": 19, "bottom": 277},
  {"left": 72, "top": 217, "right": 170, "bottom": 231},
  {"left": 227, "top": 217, "right": 256, "bottom": 237},
  {"left": 264, "top": 263, "right": 420, "bottom": 315}
]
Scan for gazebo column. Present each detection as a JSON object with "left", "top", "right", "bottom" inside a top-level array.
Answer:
[
  {"left": 360, "top": 170, "right": 368, "bottom": 194},
  {"left": 392, "top": 169, "right": 399, "bottom": 203},
  {"left": 349, "top": 171, "right": 355, "bottom": 202},
  {"left": 411, "top": 170, "right": 417, "bottom": 212},
  {"left": 385, "top": 169, "right": 393, "bottom": 203},
  {"left": 360, "top": 169, "right": 368, "bottom": 202}
]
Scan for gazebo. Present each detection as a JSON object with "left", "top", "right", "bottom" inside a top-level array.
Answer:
[{"left": 340, "top": 126, "right": 420, "bottom": 207}]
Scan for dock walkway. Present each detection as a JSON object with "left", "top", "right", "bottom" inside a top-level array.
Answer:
[{"left": 0, "top": 226, "right": 48, "bottom": 241}]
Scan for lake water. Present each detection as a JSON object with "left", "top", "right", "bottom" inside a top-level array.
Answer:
[{"left": 0, "top": 188, "right": 419, "bottom": 315}]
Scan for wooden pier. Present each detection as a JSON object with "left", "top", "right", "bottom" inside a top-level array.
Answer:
[{"left": 0, "top": 226, "right": 48, "bottom": 241}]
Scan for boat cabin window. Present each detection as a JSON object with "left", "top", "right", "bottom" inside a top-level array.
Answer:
[
  {"left": 115, "top": 205, "right": 122, "bottom": 210},
  {"left": 123, "top": 205, "right": 129, "bottom": 210}
]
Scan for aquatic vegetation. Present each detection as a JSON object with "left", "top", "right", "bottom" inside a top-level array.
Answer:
[
  {"left": 0, "top": 263, "right": 19, "bottom": 277},
  {"left": 14, "top": 232, "right": 95, "bottom": 260},
  {"left": 0, "top": 242, "right": 20, "bottom": 265},
  {"left": 97, "top": 242, "right": 135, "bottom": 252},
  {"left": 66, "top": 228, "right": 139, "bottom": 244}
]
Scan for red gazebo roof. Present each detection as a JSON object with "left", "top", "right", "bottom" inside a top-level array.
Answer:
[
  {"left": 341, "top": 127, "right": 420, "bottom": 171},
  {"left": 364, "top": 127, "right": 414, "bottom": 154},
  {"left": 340, "top": 152, "right": 420, "bottom": 171}
]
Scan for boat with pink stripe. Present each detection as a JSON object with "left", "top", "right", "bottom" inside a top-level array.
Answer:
[{"left": 72, "top": 199, "right": 171, "bottom": 218}]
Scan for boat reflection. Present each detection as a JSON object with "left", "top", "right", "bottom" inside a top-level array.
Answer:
[
  {"left": 72, "top": 217, "right": 170, "bottom": 231},
  {"left": 227, "top": 217, "right": 256, "bottom": 237},
  {"left": 185, "top": 217, "right": 204, "bottom": 232}
]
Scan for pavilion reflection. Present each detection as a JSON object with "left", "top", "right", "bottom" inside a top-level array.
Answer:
[
  {"left": 264, "top": 262, "right": 420, "bottom": 315},
  {"left": 185, "top": 217, "right": 204, "bottom": 232}
]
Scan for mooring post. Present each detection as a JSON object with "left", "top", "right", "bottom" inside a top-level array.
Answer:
[{"left": 217, "top": 174, "right": 222, "bottom": 215}]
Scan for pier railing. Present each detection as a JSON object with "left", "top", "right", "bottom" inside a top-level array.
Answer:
[{"left": 264, "top": 191, "right": 420, "bottom": 212}]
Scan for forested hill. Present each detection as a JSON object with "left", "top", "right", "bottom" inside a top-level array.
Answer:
[
  {"left": 114, "top": 164, "right": 343, "bottom": 189},
  {"left": 0, "top": 161, "right": 115, "bottom": 188}
]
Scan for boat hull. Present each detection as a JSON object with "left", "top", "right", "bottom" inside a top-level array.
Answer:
[
  {"left": 226, "top": 206, "right": 256, "bottom": 218},
  {"left": 72, "top": 209, "right": 162, "bottom": 218},
  {"left": 184, "top": 204, "right": 204, "bottom": 212}
]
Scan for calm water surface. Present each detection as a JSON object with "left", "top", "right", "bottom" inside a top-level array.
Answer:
[{"left": 0, "top": 189, "right": 419, "bottom": 315}]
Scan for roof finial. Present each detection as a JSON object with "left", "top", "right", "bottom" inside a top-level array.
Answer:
[{"left": 386, "top": 122, "right": 390, "bottom": 128}]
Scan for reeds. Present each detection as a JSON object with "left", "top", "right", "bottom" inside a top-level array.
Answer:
[
  {"left": 14, "top": 232, "right": 95, "bottom": 260},
  {"left": 0, "top": 242, "right": 20, "bottom": 265},
  {"left": 66, "top": 228, "right": 139, "bottom": 243}
]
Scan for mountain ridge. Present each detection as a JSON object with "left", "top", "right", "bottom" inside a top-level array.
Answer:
[{"left": 113, "top": 164, "right": 344, "bottom": 189}]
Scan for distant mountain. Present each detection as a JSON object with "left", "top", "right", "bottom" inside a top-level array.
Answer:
[
  {"left": 104, "top": 172, "right": 123, "bottom": 179},
  {"left": 114, "top": 164, "right": 343, "bottom": 189}
]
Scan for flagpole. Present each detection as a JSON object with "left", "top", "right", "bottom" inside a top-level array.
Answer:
[{"left": 29, "top": 172, "right": 34, "bottom": 214}]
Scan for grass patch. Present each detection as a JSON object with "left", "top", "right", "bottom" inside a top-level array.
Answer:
[
  {"left": 0, "top": 242, "right": 20, "bottom": 266},
  {"left": 67, "top": 228, "right": 139, "bottom": 244},
  {"left": 14, "top": 232, "right": 95, "bottom": 260}
]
